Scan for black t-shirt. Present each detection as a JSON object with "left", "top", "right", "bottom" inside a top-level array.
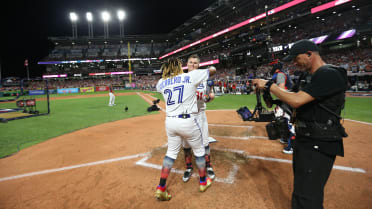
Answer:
[{"left": 296, "top": 65, "right": 347, "bottom": 156}]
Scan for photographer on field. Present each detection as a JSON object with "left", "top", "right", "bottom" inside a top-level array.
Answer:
[{"left": 253, "top": 39, "right": 348, "bottom": 209}]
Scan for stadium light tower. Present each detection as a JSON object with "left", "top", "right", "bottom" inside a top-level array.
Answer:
[
  {"left": 117, "top": 10, "right": 126, "bottom": 39},
  {"left": 69, "top": 12, "right": 78, "bottom": 39},
  {"left": 102, "top": 11, "right": 111, "bottom": 39},
  {"left": 86, "top": 12, "right": 93, "bottom": 38}
]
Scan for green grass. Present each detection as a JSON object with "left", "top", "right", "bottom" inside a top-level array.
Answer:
[
  {"left": 207, "top": 94, "right": 259, "bottom": 110},
  {"left": 344, "top": 97, "right": 372, "bottom": 122},
  {"left": 206, "top": 94, "right": 372, "bottom": 122},
  {"left": 0, "top": 92, "right": 371, "bottom": 158},
  {"left": 0, "top": 94, "right": 157, "bottom": 158}
]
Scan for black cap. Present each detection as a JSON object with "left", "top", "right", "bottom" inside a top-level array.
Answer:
[{"left": 282, "top": 39, "right": 319, "bottom": 62}]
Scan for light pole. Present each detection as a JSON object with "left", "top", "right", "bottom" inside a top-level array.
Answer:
[
  {"left": 117, "top": 10, "right": 126, "bottom": 39},
  {"left": 86, "top": 12, "right": 93, "bottom": 38},
  {"left": 69, "top": 12, "right": 78, "bottom": 39},
  {"left": 102, "top": 11, "right": 110, "bottom": 39}
]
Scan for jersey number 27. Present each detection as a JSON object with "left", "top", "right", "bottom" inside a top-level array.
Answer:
[{"left": 164, "top": 85, "right": 184, "bottom": 106}]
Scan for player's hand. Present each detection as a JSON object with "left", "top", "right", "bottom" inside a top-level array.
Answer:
[
  {"left": 252, "top": 79, "right": 268, "bottom": 90},
  {"left": 208, "top": 66, "right": 216, "bottom": 77},
  {"left": 207, "top": 92, "right": 215, "bottom": 102},
  {"left": 208, "top": 66, "right": 216, "bottom": 71}
]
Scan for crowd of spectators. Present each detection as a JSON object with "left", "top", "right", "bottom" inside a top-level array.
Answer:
[
  {"left": 21, "top": 46, "right": 372, "bottom": 93},
  {"left": 25, "top": 77, "right": 125, "bottom": 90}
]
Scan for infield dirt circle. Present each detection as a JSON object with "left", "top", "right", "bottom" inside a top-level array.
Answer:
[{"left": 0, "top": 92, "right": 371, "bottom": 209}]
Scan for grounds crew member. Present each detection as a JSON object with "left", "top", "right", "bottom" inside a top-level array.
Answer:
[{"left": 253, "top": 39, "right": 347, "bottom": 209}]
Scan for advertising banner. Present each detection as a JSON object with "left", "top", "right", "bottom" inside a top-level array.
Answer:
[
  {"left": 57, "top": 88, "right": 79, "bottom": 94},
  {"left": 29, "top": 90, "right": 45, "bottom": 95},
  {"left": 80, "top": 87, "right": 95, "bottom": 93},
  {"left": 48, "top": 89, "right": 57, "bottom": 94},
  {"left": 96, "top": 86, "right": 109, "bottom": 92}
]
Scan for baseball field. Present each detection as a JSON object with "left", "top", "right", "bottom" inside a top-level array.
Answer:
[{"left": 0, "top": 91, "right": 371, "bottom": 208}]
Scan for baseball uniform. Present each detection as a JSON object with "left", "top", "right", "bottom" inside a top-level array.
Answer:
[
  {"left": 156, "top": 69, "right": 209, "bottom": 159},
  {"left": 109, "top": 86, "right": 116, "bottom": 106},
  {"left": 182, "top": 79, "right": 211, "bottom": 148}
]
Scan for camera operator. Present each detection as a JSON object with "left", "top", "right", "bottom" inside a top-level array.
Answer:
[
  {"left": 253, "top": 39, "right": 347, "bottom": 209},
  {"left": 271, "top": 62, "right": 295, "bottom": 154}
]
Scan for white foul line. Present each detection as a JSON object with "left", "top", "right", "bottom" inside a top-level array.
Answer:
[
  {"left": 136, "top": 92, "right": 165, "bottom": 112},
  {"left": 0, "top": 153, "right": 148, "bottom": 182},
  {"left": 213, "top": 148, "right": 366, "bottom": 173}
]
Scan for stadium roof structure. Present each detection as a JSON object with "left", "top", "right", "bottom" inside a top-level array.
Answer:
[{"left": 161, "top": 0, "right": 370, "bottom": 60}]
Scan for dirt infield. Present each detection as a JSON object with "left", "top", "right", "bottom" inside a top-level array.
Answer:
[{"left": 0, "top": 93, "right": 371, "bottom": 209}]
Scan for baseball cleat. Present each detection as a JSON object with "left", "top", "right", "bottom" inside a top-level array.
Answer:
[
  {"left": 155, "top": 185, "right": 172, "bottom": 201},
  {"left": 283, "top": 146, "right": 293, "bottom": 154},
  {"left": 199, "top": 177, "right": 212, "bottom": 192},
  {"left": 208, "top": 137, "right": 218, "bottom": 143},
  {"left": 182, "top": 168, "right": 193, "bottom": 182},
  {"left": 207, "top": 167, "right": 216, "bottom": 180}
]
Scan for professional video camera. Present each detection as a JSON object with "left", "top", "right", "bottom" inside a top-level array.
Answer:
[{"left": 237, "top": 88, "right": 291, "bottom": 140}]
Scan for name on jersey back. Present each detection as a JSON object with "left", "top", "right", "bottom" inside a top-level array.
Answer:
[{"left": 158, "top": 75, "right": 191, "bottom": 91}]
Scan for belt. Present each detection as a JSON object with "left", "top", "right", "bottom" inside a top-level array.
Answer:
[{"left": 167, "top": 114, "right": 191, "bottom": 119}]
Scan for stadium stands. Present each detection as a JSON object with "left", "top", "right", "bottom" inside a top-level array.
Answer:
[{"left": 36, "top": 0, "right": 371, "bottom": 93}]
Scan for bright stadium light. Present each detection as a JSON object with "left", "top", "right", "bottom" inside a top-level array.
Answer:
[
  {"left": 118, "top": 10, "right": 126, "bottom": 21},
  {"left": 86, "top": 12, "right": 94, "bottom": 38},
  {"left": 102, "top": 11, "right": 111, "bottom": 22},
  {"left": 70, "top": 12, "right": 78, "bottom": 39},
  {"left": 70, "top": 12, "right": 78, "bottom": 22},
  {"left": 86, "top": 12, "right": 93, "bottom": 22},
  {"left": 102, "top": 11, "right": 111, "bottom": 39}
]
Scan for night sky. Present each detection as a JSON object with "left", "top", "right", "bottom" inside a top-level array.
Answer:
[{"left": 1, "top": 0, "right": 216, "bottom": 78}]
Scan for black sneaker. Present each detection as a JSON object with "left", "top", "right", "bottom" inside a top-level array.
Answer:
[
  {"left": 207, "top": 167, "right": 215, "bottom": 180},
  {"left": 282, "top": 146, "right": 293, "bottom": 154},
  {"left": 182, "top": 168, "right": 193, "bottom": 182}
]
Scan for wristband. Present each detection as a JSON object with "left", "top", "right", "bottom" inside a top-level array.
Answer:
[{"left": 265, "top": 80, "right": 274, "bottom": 90}]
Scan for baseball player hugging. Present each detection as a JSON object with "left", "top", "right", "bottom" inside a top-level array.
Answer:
[
  {"left": 182, "top": 54, "right": 217, "bottom": 183},
  {"left": 154, "top": 58, "right": 216, "bottom": 201}
]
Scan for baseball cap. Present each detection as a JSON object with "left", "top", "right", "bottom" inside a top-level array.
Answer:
[{"left": 282, "top": 39, "right": 319, "bottom": 62}]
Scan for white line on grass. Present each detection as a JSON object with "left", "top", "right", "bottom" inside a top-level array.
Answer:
[{"left": 137, "top": 92, "right": 165, "bottom": 112}]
